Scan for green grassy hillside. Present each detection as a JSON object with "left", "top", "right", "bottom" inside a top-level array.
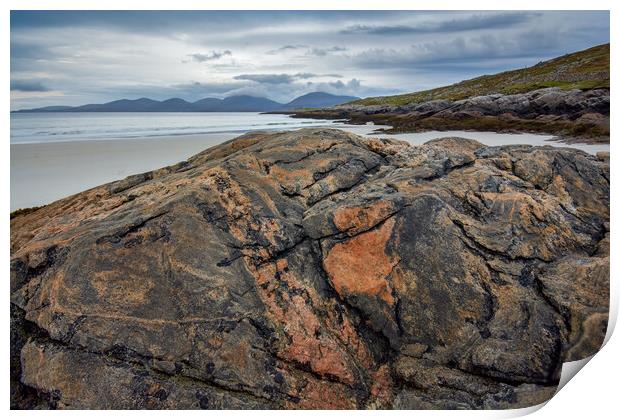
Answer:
[{"left": 352, "top": 43, "right": 609, "bottom": 106}]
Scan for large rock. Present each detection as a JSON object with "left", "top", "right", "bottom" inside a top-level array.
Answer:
[
  {"left": 296, "top": 88, "right": 610, "bottom": 141},
  {"left": 334, "top": 88, "right": 609, "bottom": 119},
  {"left": 10, "top": 128, "right": 609, "bottom": 409}
]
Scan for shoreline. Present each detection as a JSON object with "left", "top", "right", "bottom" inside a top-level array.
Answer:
[
  {"left": 11, "top": 133, "right": 243, "bottom": 212},
  {"left": 284, "top": 110, "right": 611, "bottom": 146},
  {"left": 10, "top": 126, "right": 609, "bottom": 212}
]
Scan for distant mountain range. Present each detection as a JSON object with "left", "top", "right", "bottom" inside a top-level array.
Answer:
[{"left": 13, "top": 92, "right": 359, "bottom": 113}]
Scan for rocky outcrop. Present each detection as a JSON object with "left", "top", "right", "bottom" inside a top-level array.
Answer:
[
  {"left": 291, "top": 88, "right": 610, "bottom": 143},
  {"left": 11, "top": 128, "right": 609, "bottom": 409}
]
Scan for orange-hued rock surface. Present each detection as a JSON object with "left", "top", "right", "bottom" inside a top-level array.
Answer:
[{"left": 11, "top": 128, "right": 609, "bottom": 409}]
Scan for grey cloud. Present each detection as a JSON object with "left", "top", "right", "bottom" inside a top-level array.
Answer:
[
  {"left": 267, "top": 45, "right": 346, "bottom": 56},
  {"left": 171, "top": 81, "right": 245, "bottom": 94},
  {"left": 326, "top": 79, "right": 361, "bottom": 90},
  {"left": 300, "top": 78, "right": 371, "bottom": 97},
  {"left": 10, "top": 42, "right": 54, "bottom": 60},
  {"left": 187, "top": 50, "right": 232, "bottom": 62},
  {"left": 266, "top": 44, "right": 308, "bottom": 54},
  {"left": 306, "top": 46, "right": 347, "bottom": 56},
  {"left": 10, "top": 11, "right": 403, "bottom": 35},
  {"left": 341, "top": 12, "right": 537, "bottom": 35},
  {"left": 9, "top": 11, "right": 609, "bottom": 109},
  {"left": 11, "top": 79, "right": 51, "bottom": 92},
  {"left": 296, "top": 72, "right": 343, "bottom": 78},
  {"left": 233, "top": 72, "right": 342, "bottom": 84},
  {"left": 350, "top": 31, "right": 577, "bottom": 71},
  {"left": 234, "top": 73, "right": 295, "bottom": 84}
]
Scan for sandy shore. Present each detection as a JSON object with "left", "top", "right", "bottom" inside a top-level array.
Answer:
[
  {"left": 11, "top": 127, "right": 610, "bottom": 211},
  {"left": 10, "top": 125, "right": 375, "bottom": 210},
  {"left": 10, "top": 133, "right": 241, "bottom": 211}
]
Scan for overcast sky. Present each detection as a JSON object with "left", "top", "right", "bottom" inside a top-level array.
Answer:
[{"left": 10, "top": 10, "right": 609, "bottom": 110}]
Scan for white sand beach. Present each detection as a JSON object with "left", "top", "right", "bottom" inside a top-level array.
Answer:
[{"left": 10, "top": 133, "right": 240, "bottom": 211}]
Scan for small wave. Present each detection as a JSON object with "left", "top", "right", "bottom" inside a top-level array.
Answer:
[{"left": 48, "top": 130, "right": 83, "bottom": 136}]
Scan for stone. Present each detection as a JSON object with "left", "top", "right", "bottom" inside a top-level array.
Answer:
[
  {"left": 10, "top": 128, "right": 609, "bottom": 409},
  {"left": 293, "top": 88, "right": 610, "bottom": 142}
]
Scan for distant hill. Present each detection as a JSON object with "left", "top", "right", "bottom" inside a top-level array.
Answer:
[
  {"left": 215, "top": 95, "right": 284, "bottom": 112},
  {"left": 283, "top": 92, "right": 359, "bottom": 109},
  {"left": 69, "top": 98, "right": 161, "bottom": 112},
  {"left": 21, "top": 105, "right": 75, "bottom": 112},
  {"left": 349, "top": 43, "right": 610, "bottom": 106},
  {"left": 13, "top": 92, "right": 360, "bottom": 113}
]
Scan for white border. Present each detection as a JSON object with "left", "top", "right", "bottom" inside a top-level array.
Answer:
[{"left": 3, "top": 1, "right": 617, "bottom": 418}]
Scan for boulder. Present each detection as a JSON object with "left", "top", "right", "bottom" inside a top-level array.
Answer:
[{"left": 10, "top": 128, "right": 609, "bottom": 409}]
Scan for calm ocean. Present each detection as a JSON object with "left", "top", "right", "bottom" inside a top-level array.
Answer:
[
  {"left": 10, "top": 111, "right": 610, "bottom": 155},
  {"left": 10, "top": 112, "right": 341, "bottom": 144}
]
